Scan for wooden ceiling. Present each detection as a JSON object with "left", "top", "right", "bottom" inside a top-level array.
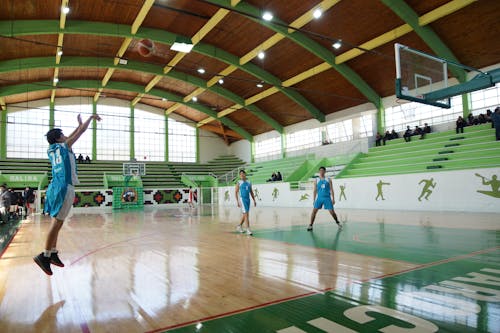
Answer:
[{"left": 0, "top": 0, "right": 498, "bottom": 143}]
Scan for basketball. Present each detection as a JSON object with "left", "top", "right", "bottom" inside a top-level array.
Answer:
[{"left": 137, "top": 39, "right": 154, "bottom": 57}]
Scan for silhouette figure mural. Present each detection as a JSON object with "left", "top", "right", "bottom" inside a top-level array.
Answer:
[
  {"left": 418, "top": 178, "right": 436, "bottom": 201},
  {"left": 272, "top": 187, "right": 280, "bottom": 201},
  {"left": 299, "top": 193, "right": 309, "bottom": 202},
  {"left": 339, "top": 184, "right": 347, "bottom": 201},
  {"left": 253, "top": 188, "right": 262, "bottom": 201},
  {"left": 224, "top": 190, "right": 230, "bottom": 202},
  {"left": 375, "top": 180, "right": 391, "bottom": 201},
  {"left": 476, "top": 173, "right": 500, "bottom": 198}
]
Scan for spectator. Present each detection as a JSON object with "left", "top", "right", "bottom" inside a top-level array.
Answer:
[
  {"left": 276, "top": 171, "right": 283, "bottom": 181},
  {"left": 478, "top": 113, "right": 487, "bottom": 124},
  {"left": 267, "top": 172, "right": 277, "bottom": 182},
  {"left": 375, "top": 132, "right": 382, "bottom": 146},
  {"left": 0, "top": 185, "right": 10, "bottom": 223},
  {"left": 467, "top": 113, "right": 478, "bottom": 126},
  {"left": 421, "top": 123, "right": 431, "bottom": 139},
  {"left": 456, "top": 116, "right": 466, "bottom": 133},
  {"left": 8, "top": 189, "right": 18, "bottom": 218},
  {"left": 492, "top": 108, "right": 500, "bottom": 141},
  {"left": 383, "top": 130, "right": 391, "bottom": 145},
  {"left": 23, "top": 187, "right": 35, "bottom": 217},
  {"left": 391, "top": 129, "right": 399, "bottom": 139},
  {"left": 403, "top": 126, "right": 412, "bottom": 142},
  {"left": 413, "top": 126, "right": 423, "bottom": 140},
  {"left": 486, "top": 109, "right": 493, "bottom": 124},
  {"left": 77, "top": 154, "right": 84, "bottom": 163},
  {"left": 85, "top": 155, "right": 91, "bottom": 163}
]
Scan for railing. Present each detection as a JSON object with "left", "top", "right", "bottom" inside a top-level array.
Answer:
[{"left": 217, "top": 164, "right": 247, "bottom": 185}]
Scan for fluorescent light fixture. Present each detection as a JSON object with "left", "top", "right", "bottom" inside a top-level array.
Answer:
[
  {"left": 62, "top": 6, "right": 70, "bottom": 14},
  {"left": 256, "top": 83, "right": 263, "bottom": 88},
  {"left": 197, "top": 68, "right": 205, "bottom": 74},
  {"left": 53, "top": 78, "right": 59, "bottom": 83},
  {"left": 162, "top": 98, "right": 167, "bottom": 101},
  {"left": 262, "top": 11, "right": 273, "bottom": 21},
  {"left": 218, "top": 79, "right": 224, "bottom": 84},
  {"left": 195, "top": 322, "right": 203, "bottom": 330},
  {"left": 170, "top": 36, "right": 194, "bottom": 53},
  {"left": 332, "top": 40, "right": 342, "bottom": 49},
  {"left": 57, "top": 49, "right": 63, "bottom": 56},
  {"left": 118, "top": 58, "right": 128, "bottom": 65},
  {"left": 257, "top": 51, "right": 265, "bottom": 60},
  {"left": 313, "top": 8, "right": 322, "bottom": 19},
  {"left": 192, "top": 96, "right": 198, "bottom": 102}
]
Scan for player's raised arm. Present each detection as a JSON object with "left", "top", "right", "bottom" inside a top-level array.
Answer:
[{"left": 67, "top": 114, "right": 102, "bottom": 148}]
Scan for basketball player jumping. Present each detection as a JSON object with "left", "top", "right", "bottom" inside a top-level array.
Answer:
[
  {"left": 235, "top": 170, "right": 256, "bottom": 236},
  {"left": 308, "top": 166, "right": 342, "bottom": 231},
  {"left": 34, "top": 114, "right": 101, "bottom": 275}
]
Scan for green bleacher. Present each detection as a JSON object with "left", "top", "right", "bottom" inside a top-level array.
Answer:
[
  {"left": 0, "top": 155, "right": 245, "bottom": 189},
  {"left": 337, "top": 124, "right": 500, "bottom": 178}
]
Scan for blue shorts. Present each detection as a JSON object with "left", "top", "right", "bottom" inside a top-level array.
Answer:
[
  {"left": 314, "top": 196, "right": 334, "bottom": 210},
  {"left": 239, "top": 198, "right": 251, "bottom": 214}
]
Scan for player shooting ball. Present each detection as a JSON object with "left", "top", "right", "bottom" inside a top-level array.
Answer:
[{"left": 34, "top": 114, "right": 102, "bottom": 275}]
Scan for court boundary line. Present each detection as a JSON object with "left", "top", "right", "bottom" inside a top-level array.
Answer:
[{"left": 144, "top": 245, "right": 500, "bottom": 333}]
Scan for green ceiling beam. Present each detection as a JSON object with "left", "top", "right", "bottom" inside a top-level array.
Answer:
[
  {"left": 0, "top": 79, "right": 253, "bottom": 141},
  {"left": 204, "top": 0, "right": 382, "bottom": 109},
  {"left": 0, "top": 19, "right": 323, "bottom": 122},
  {"left": 0, "top": 56, "right": 283, "bottom": 133},
  {"left": 380, "top": 0, "right": 467, "bottom": 82}
]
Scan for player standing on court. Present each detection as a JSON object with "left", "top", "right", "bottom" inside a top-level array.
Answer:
[
  {"left": 235, "top": 170, "right": 256, "bottom": 236},
  {"left": 308, "top": 166, "right": 342, "bottom": 231},
  {"left": 34, "top": 114, "right": 101, "bottom": 275}
]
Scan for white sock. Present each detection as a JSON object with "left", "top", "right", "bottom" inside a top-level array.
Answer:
[
  {"left": 51, "top": 248, "right": 58, "bottom": 254},
  {"left": 43, "top": 250, "right": 51, "bottom": 257}
]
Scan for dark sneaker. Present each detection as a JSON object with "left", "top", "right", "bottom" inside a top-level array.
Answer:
[
  {"left": 307, "top": 225, "right": 313, "bottom": 231},
  {"left": 50, "top": 252, "right": 65, "bottom": 267},
  {"left": 336, "top": 221, "right": 343, "bottom": 229},
  {"left": 33, "top": 253, "right": 53, "bottom": 276}
]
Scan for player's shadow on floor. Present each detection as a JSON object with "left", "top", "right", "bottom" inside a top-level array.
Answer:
[{"left": 308, "top": 228, "right": 342, "bottom": 251}]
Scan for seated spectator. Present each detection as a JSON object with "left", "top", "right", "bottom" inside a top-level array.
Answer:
[
  {"left": 7, "top": 189, "right": 18, "bottom": 219},
  {"left": 276, "top": 171, "right": 283, "bottom": 181},
  {"left": 421, "top": 123, "right": 431, "bottom": 139},
  {"left": 467, "top": 113, "right": 478, "bottom": 126},
  {"left": 456, "top": 116, "right": 466, "bottom": 133},
  {"left": 383, "top": 130, "right": 391, "bottom": 145},
  {"left": 391, "top": 129, "right": 399, "bottom": 139},
  {"left": 413, "top": 126, "right": 423, "bottom": 140},
  {"left": 403, "top": 126, "right": 412, "bottom": 142},
  {"left": 0, "top": 185, "right": 10, "bottom": 224},
  {"left": 77, "top": 154, "right": 84, "bottom": 163},
  {"left": 486, "top": 109, "right": 493, "bottom": 124},
  {"left": 375, "top": 132, "right": 382, "bottom": 146},
  {"left": 492, "top": 107, "right": 500, "bottom": 141},
  {"left": 478, "top": 113, "right": 487, "bottom": 124},
  {"left": 85, "top": 155, "right": 91, "bottom": 163},
  {"left": 23, "top": 187, "right": 35, "bottom": 217},
  {"left": 267, "top": 172, "right": 277, "bottom": 182}
]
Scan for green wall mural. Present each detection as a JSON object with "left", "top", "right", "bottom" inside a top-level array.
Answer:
[
  {"left": 476, "top": 173, "right": 500, "bottom": 198},
  {"left": 418, "top": 178, "right": 436, "bottom": 201},
  {"left": 375, "top": 180, "right": 390, "bottom": 201}
]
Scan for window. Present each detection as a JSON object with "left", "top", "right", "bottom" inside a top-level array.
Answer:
[
  {"left": 359, "top": 114, "right": 374, "bottom": 138},
  {"left": 326, "top": 119, "right": 353, "bottom": 143},
  {"left": 285, "top": 128, "right": 321, "bottom": 153},
  {"left": 168, "top": 118, "right": 196, "bottom": 162},
  {"left": 470, "top": 83, "right": 500, "bottom": 115},
  {"left": 54, "top": 104, "right": 93, "bottom": 156},
  {"left": 7, "top": 107, "right": 50, "bottom": 159},
  {"left": 255, "top": 136, "right": 281, "bottom": 160},
  {"left": 96, "top": 103, "right": 130, "bottom": 160},
  {"left": 385, "top": 95, "right": 463, "bottom": 132},
  {"left": 135, "top": 108, "right": 165, "bottom": 161}
]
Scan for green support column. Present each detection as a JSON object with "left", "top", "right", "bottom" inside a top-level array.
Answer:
[
  {"left": 49, "top": 101, "right": 55, "bottom": 129},
  {"left": 165, "top": 114, "right": 169, "bottom": 162},
  {"left": 250, "top": 140, "right": 255, "bottom": 163},
  {"left": 92, "top": 101, "right": 97, "bottom": 161},
  {"left": 377, "top": 103, "right": 385, "bottom": 134},
  {"left": 0, "top": 107, "right": 7, "bottom": 159},
  {"left": 195, "top": 126, "right": 200, "bottom": 163},
  {"left": 281, "top": 132, "right": 287, "bottom": 159},
  {"left": 130, "top": 104, "right": 135, "bottom": 160},
  {"left": 462, "top": 93, "right": 471, "bottom": 118}
]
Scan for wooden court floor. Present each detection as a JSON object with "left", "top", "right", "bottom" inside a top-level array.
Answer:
[{"left": 0, "top": 206, "right": 498, "bottom": 333}]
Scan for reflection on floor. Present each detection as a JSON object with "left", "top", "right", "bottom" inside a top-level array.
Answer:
[{"left": 0, "top": 205, "right": 498, "bottom": 333}]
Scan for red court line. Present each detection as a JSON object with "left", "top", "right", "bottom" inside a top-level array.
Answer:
[
  {"left": 70, "top": 232, "right": 158, "bottom": 265},
  {"left": 80, "top": 322, "right": 91, "bottom": 333},
  {"left": 145, "top": 245, "right": 500, "bottom": 333},
  {"left": 0, "top": 223, "right": 21, "bottom": 259}
]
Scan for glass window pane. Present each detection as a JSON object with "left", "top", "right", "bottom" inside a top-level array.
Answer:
[
  {"left": 96, "top": 103, "right": 130, "bottom": 161},
  {"left": 7, "top": 107, "right": 50, "bottom": 159},
  {"left": 168, "top": 118, "right": 196, "bottom": 163},
  {"left": 135, "top": 108, "right": 165, "bottom": 162}
]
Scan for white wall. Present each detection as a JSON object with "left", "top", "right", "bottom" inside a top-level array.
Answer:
[
  {"left": 229, "top": 140, "right": 251, "bottom": 163},
  {"left": 198, "top": 129, "right": 229, "bottom": 163},
  {"left": 219, "top": 167, "right": 500, "bottom": 213}
]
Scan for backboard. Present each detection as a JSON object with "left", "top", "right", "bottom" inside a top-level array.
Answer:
[{"left": 123, "top": 163, "right": 146, "bottom": 177}]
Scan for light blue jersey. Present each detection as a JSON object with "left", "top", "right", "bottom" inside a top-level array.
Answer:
[
  {"left": 44, "top": 142, "right": 79, "bottom": 218},
  {"left": 316, "top": 177, "right": 331, "bottom": 197},
  {"left": 238, "top": 180, "right": 252, "bottom": 200}
]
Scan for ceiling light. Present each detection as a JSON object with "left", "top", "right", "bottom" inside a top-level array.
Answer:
[
  {"left": 197, "top": 68, "right": 205, "bottom": 74},
  {"left": 53, "top": 78, "right": 59, "bottom": 84},
  {"left": 313, "top": 8, "right": 322, "bottom": 19},
  {"left": 192, "top": 96, "right": 198, "bottom": 102},
  {"left": 257, "top": 51, "right": 265, "bottom": 60},
  {"left": 256, "top": 83, "right": 263, "bottom": 88},
  {"left": 171, "top": 36, "right": 194, "bottom": 53},
  {"left": 162, "top": 98, "right": 167, "bottom": 101},
  {"left": 118, "top": 58, "right": 128, "bottom": 65},
  {"left": 62, "top": 6, "right": 70, "bottom": 14},
  {"left": 57, "top": 49, "right": 63, "bottom": 56},
  {"left": 218, "top": 79, "right": 224, "bottom": 84},
  {"left": 332, "top": 40, "right": 342, "bottom": 49},
  {"left": 195, "top": 322, "right": 203, "bottom": 330},
  {"left": 262, "top": 11, "right": 273, "bottom": 21}
]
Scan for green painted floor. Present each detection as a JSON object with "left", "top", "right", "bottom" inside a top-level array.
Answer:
[{"left": 167, "top": 223, "right": 500, "bottom": 333}]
